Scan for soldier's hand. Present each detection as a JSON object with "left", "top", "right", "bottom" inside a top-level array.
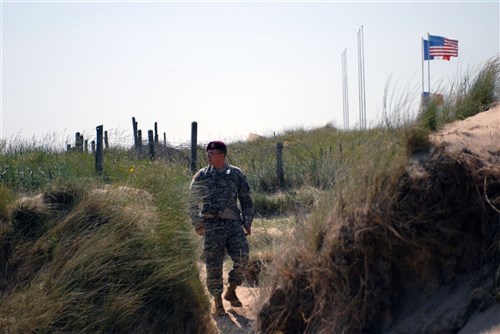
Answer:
[
  {"left": 194, "top": 222, "right": 205, "bottom": 236},
  {"left": 243, "top": 222, "right": 252, "bottom": 236},
  {"left": 244, "top": 225, "right": 252, "bottom": 236}
]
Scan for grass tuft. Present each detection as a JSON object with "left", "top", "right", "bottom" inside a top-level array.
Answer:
[{"left": 1, "top": 178, "right": 214, "bottom": 333}]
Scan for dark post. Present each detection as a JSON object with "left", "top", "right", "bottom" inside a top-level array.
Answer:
[
  {"left": 85, "top": 139, "right": 89, "bottom": 152},
  {"left": 163, "top": 132, "right": 167, "bottom": 146},
  {"left": 104, "top": 131, "right": 109, "bottom": 149},
  {"left": 75, "top": 132, "right": 83, "bottom": 151},
  {"left": 137, "top": 129, "right": 143, "bottom": 155},
  {"left": 75, "top": 133, "right": 79, "bottom": 150},
  {"left": 95, "top": 125, "right": 103, "bottom": 174},
  {"left": 154, "top": 122, "right": 159, "bottom": 144},
  {"left": 67, "top": 144, "right": 71, "bottom": 151},
  {"left": 132, "top": 117, "right": 138, "bottom": 149},
  {"left": 190, "top": 121, "right": 198, "bottom": 173},
  {"left": 277, "top": 142, "right": 284, "bottom": 188},
  {"left": 91, "top": 141, "right": 95, "bottom": 152},
  {"left": 148, "top": 130, "right": 155, "bottom": 160}
]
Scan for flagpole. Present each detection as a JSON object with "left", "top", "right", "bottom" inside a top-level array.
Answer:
[
  {"left": 357, "top": 27, "right": 366, "bottom": 130},
  {"left": 361, "top": 25, "right": 366, "bottom": 130},
  {"left": 427, "top": 33, "right": 431, "bottom": 93},
  {"left": 421, "top": 37, "right": 425, "bottom": 94},
  {"left": 357, "top": 30, "right": 362, "bottom": 129},
  {"left": 342, "top": 49, "right": 349, "bottom": 130}
]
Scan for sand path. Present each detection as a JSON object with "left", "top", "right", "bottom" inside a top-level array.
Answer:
[{"left": 198, "top": 261, "right": 259, "bottom": 334}]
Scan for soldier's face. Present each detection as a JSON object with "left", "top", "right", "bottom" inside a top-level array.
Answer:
[{"left": 207, "top": 150, "right": 225, "bottom": 166}]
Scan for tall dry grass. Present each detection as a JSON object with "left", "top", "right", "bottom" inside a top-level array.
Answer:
[
  {"left": 256, "top": 56, "right": 500, "bottom": 333},
  {"left": 0, "top": 153, "right": 215, "bottom": 333}
]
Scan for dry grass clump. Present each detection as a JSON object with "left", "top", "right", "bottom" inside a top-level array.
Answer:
[
  {"left": 0, "top": 185, "right": 214, "bottom": 334},
  {"left": 256, "top": 58, "right": 500, "bottom": 333},
  {"left": 405, "top": 56, "right": 499, "bottom": 156},
  {"left": 257, "top": 145, "right": 500, "bottom": 333},
  {"left": 253, "top": 186, "right": 323, "bottom": 217},
  {"left": 0, "top": 185, "right": 14, "bottom": 222}
]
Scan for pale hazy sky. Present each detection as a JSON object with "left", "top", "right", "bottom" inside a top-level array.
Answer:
[{"left": 1, "top": 1, "right": 499, "bottom": 147}]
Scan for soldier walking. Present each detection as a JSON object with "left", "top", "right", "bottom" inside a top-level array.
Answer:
[{"left": 189, "top": 141, "right": 254, "bottom": 315}]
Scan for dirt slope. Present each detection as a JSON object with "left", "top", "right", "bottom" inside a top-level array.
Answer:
[
  {"left": 431, "top": 104, "right": 500, "bottom": 165},
  {"left": 256, "top": 105, "right": 500, "bottom": 333},
  {"left": 387, "top": 105, "right": 500, "bottom": 334}
]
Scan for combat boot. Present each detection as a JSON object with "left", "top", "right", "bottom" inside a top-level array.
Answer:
[
  {"left": 224, "top": 284, "right": 242, "bottom": 307},
  {"left": 213, "top": 294, "right": 225, "bottom": 316}
]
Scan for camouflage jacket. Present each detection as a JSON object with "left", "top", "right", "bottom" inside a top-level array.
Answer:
[{"left": 189, "top": 163, "right": 254, "bottom": 225}]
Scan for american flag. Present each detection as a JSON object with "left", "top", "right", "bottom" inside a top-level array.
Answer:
[
  {"left": 429, "top": 35, "right": 458, "bottom": 59},
  {"left": 423, "top": 39, "right": 434, "bottom": 60}
]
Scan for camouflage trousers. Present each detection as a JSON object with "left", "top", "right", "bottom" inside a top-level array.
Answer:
[{"left": 203, "top": 219, "right": 249, "bottom": 296}]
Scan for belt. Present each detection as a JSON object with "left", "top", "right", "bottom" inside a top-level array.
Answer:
[{"left": 204, "top": 217, "right": 238, "bottom": 221}]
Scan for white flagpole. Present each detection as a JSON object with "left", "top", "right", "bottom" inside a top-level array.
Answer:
[
  {"left": 357, "top": 30, "right": 362, "bottom": 129},
  {"left": 357, "top": 26, "right": 366, "bottom": 130},
  {"left": 342, "top": 49, "right": 349, "bottom": 130},
  {"left": 361, "top": 25, "right": 366, "bottom": 130},
  {"left": 427, "top": 33, "right": 431, "bottom": 93},
  {"left": 421, "top": 37, "right": 425, "bottom": 94}
]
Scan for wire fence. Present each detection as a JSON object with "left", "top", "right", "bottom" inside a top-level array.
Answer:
[{"left": 1, "top": 117, "right": 348, "bottom": 194}]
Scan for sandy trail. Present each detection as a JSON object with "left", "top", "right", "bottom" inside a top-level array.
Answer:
[{"left": 198, "top": 261, "right": 259, "bottom": 334}]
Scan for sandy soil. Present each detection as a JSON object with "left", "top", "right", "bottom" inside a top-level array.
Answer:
[
  {"left": 389, "top": 105, "right": 500, "bottom": 334},
  {"left": 212, "top": 284, "right": 259, "bottom": 334},
  {"left": 430, "top": 104, "right": 500, "bottom": 164},
  {"left": 432, "top": 105, "right": 500, "bottom": 334},
  {"left": 198, "top": 261, "right": 259, "bottom": 334}
]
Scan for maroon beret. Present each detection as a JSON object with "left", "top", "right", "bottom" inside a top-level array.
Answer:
[{"left": 206, "top": 141, "right": 227, "bottom": 154}]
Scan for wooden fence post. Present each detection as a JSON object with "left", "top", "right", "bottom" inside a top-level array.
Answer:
[
  {"left": 132, "top": 117, "right": 138, "bottom": 150},
  {"left": 104, "top": 131, "right": 109, "bottom": 149},
  {"left": 163, "top": 132, "right": 167, "bottom": 146},
  {"left": 75, "top": 132, "right": 83, "bottom": 151},
  {"left": 137, "top": 130, "right": 143, "bottom": 155},
  {"left": 91, "top": 141, "right": 95, "bottom": 152},
  {"left": 277, "top": 142, "right": 284, "bottom": 188},
  {"left": 74, "top": 133, "right": 79, "bottom": 151},
  {"left": 190, "top": 122, "right": 198, "bottom": 173},
  {"left": 95, "top": 125, "right": 104, "bottom": 174},
  {"left": 148, "top": 130, "right": 155, "bottom": 160},
  {"left": 85, "top": 139, "right": 89, "bottom": 152},
  {"left": 154, "top": 122, "right": 159, "bottom": 144}
]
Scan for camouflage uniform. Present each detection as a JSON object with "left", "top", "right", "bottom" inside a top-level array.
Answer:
[{"left": 189, "top": 163, "right": 254, "bottom": 296}]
